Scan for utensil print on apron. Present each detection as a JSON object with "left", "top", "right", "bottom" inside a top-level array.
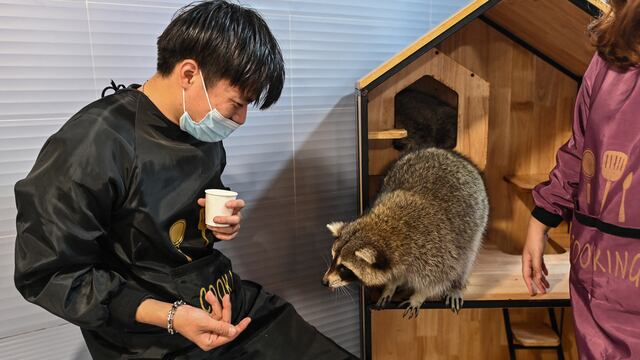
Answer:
[
  {"left": 600, "top": 151, "right": 628, "bottom": 214},
  {"left": 620, "top": 172, "right": 633, "bottom": 223},
  {"left": 582, "top": 150, "right": 596, "bottom": 205}
]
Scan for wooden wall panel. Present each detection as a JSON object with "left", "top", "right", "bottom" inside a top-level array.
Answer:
[{"left": 485, "top": 0, "right": 595, "bottom": 76}]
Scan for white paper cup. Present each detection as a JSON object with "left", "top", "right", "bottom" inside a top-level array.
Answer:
[{"left": 205, "top": 189, "right": 238, "bottom": 227}]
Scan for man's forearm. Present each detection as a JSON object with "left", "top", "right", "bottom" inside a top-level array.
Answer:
[{"left": 135, "top": 298, "right": 172, "bottom": 328}]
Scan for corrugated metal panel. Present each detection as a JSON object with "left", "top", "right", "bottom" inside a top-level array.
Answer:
[{"left": 1, "top": 0, "right": 471, "bottom": 358}]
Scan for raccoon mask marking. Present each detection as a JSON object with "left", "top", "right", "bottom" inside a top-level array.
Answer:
[{"left": 321, "top": 221, "right": 390, "bottom": 288}]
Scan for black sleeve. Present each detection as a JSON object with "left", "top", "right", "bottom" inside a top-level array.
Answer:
[
  {"left": 14, "top": 113, "right": 149, "bottom": 330},
  {"left": 531, "top": 206, "right": 565, "bottom": 228}
]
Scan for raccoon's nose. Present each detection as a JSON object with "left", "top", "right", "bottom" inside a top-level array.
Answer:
[{"left": 321, "top": 278, "right": 329, "bottom": 287}]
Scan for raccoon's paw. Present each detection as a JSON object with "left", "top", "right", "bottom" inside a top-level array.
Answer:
[
  {"left": 399, "top": 300, "right": 421, "bottom": 319},
  {"left": 375, "top": 284, "right": 397, "bottom": 308},
  {"left": 444, "top": 289, "right": 464, "bottom": 314},
  {"left": 375, "top": 294, "right": 393, "bottom": 308}
]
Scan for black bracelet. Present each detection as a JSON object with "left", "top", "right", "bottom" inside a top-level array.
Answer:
[{"left": 167, "top": 300, "right": 186, "bottom": 335}]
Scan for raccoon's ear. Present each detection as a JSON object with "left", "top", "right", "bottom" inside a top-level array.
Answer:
[
  {"left": 355, "top": 248, "right": 376, "bottom": 264},
  {"left": 326, "top": 221, "right": 345, "bottom": 237},
  {"left": 355, "top": 247, "right": 389, "bottom": 269}
]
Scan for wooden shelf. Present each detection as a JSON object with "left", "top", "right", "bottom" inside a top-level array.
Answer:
[
  {"left": 503, "top": 174, "right": 549, "bottom": 191},
  {"left": 511, "top": 323, "right": 561, "bottom": 347},
  {"left": 368, "top": 129, "right": 407, "bottom": 140},
  {"left": 459, "top": 244, "right": 569, "bottom": 301}
]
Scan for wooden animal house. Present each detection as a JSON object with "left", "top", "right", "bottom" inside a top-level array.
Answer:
[{"left": 355, "top": 0, "right": 608, "bottom": 359}]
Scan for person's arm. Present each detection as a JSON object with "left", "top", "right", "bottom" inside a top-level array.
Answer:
[
  {"left": 523, "top": 54, "right": 600, "bottom": 295},
  {"left": 13, "top": 117, "right": 147, "bottom": 330}
]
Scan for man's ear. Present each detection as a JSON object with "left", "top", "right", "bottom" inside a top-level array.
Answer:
[
  {"left": 326, "top": 221, "right": 345, "bottom": 237},
  {"left": 177, "top": 59, "right": 198, "bottom": 89},
  {"left": 355, "top": 247, "right": 388, "bottom": 269}
]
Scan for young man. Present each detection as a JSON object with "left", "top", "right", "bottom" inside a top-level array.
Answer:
[{"left": 13, "top": 1, "right": 356, "bottom": 359}]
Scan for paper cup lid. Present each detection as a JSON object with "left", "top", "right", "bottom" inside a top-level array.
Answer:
[{"left": 205, "top": 189, "right": 238, "bottom": 197}]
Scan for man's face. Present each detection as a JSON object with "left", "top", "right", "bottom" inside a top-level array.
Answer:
[{"left": 185, "top": 77, "right": 249, "bottom": 125}]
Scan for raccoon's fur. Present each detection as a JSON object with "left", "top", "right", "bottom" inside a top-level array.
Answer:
[
  {"left": 393, "top": 89, "right": 458, "bottom": 152},
  {"left": 322, "top": 148, "right": 488, "bottom": 318}
]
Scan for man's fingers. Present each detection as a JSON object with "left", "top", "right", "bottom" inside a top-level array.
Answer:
[
  {"left": 222, "top": 294, "right": 232, "bottom": 323},
  {"left": 234, "top": 317, "right": 252, "bottom": 334},
  {"left": 215, "top": 233, "right": 238, "bottom": 241},
  {"left": 226, "top": 199, "right": 245, "bottom": 212},
  {"left": 197, "top": 198, "right": 205, "bottom": 207},
  {"left": 206, "top": 291, "right": 223, "bottom": 321},
  {"left": 206, "top": 319, "right": 237, "bottom": 337},
  {"left": 210, "top": 223, "right": 240, "bottom": 235},
  {"left": 212, "top": 229, "right": 239, "bottom": 241},
  {"left": 211, "top": 215, "right": 241, "bottom": 227}
]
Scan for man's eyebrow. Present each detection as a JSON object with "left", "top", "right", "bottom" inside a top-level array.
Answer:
[{"left": 234, "top": 96, "right": 252, "bottom": 105}]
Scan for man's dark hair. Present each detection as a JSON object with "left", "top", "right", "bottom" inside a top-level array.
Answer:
[{"left": 157, "top": 0, "right": 285, "bottom": 109}]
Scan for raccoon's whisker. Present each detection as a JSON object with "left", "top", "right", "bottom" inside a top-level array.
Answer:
[
  {"left": 341, "top": 286, "right": 355, "bottom": 305},
  {"left": 322, "top": 254, "right": 330, "bottom": 268}
]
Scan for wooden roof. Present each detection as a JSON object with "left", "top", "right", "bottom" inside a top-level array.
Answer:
[{"left": 357, "top": 0, "right": 608, "bottom": 91}]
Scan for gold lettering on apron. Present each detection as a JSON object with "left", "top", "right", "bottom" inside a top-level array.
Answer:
[
  {"left": 222, "top": 274, "right": 233, "bottom": 294},
  {"left": 629, "top": 253, "right": 640, "bottom": 287},
  {"left": 209, "top": 284, "right": 222, "bottom": 303},
  {"left": 607, "top": 249, "right": 612, "bottom": 274},
  {"left": 594, "top": 248, "right": 607, "bottom": 273},
  {"left": 580, "top": 243, "right": 592, "bottom": 269},
  {"left": 216, "top": 278, "right": 226, "bottom": 297},
  {"left": 572, "top": 239, "right": 582, "bottom": 265},
  {"left": 200, "top": 287, "right": 211, "bottom": 313},
  {"left": 615, "top": 251, "right": 629, "bottom": 279}
]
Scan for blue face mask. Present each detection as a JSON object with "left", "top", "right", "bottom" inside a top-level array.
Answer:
[{"left": 179, "top": 73, "right": 240, "bottom": 142}]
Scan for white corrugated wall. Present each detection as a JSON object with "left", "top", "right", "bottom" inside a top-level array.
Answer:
[{"left": 0, "top": 0, "right": 470, "bottom": 358}]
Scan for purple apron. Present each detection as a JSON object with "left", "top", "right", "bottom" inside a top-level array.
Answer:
[{"left": 533, "top": 54, "right": 640, "bottom": 359}]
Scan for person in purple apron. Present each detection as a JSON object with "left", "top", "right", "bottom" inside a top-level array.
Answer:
[
  {"left": 522, "top": 1, "right": 640, "bottom": 358},
  {"left": 13, "top": 1, "right": 356, "bottom": 359}
]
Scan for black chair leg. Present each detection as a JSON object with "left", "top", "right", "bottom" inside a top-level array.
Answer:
[
  {"left": 502, "top": 308, "right": 517, "bottom": 360},
  {"left": 548, "top": 308, "right": 565, "bottom": 360}
]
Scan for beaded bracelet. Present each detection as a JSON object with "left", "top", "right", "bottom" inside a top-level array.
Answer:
[{"left": 167, "top": 300, "right": 186, "bottom": 335}]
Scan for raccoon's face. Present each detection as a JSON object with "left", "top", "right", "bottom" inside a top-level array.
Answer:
[{"left": 321, "top": 221, "right": 390, "bottom": 288}]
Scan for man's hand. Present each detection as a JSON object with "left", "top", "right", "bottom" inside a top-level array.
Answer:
[
  {"left": 197, "top": 198, "right": 245, "bottom": 240},
  {"left": 173, "top": 291, "right": 251, "bottom": 351},
  {"left": 522, "top": 216, "right": 551, "bottom": 295},
  {"left": 135, "top": 293, "right": 251, "bottom": 352}
]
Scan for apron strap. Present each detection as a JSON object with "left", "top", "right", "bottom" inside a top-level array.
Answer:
[{"left": 575, "top": 211, "right": 640, "bottom": 239}]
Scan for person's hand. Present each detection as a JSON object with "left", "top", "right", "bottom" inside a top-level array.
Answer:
[
  {"left": 522, "top": 216, "right": 551, "bottom": 295},
  {"left": 173, "top": 291, "right": 251, "bottom": 351},
  {"left": 197, "top": 198, "right": 245, "bottom": 240}
]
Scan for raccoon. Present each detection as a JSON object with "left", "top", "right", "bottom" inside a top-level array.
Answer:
[
  {"left": 322, "top": 148, "right": 488, "bottom": 318},
  {"left": 393, "top": 89, "right": 458, "bottom": 152}
]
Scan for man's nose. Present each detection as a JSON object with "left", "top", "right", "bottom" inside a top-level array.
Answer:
[{"left": 233, "top": 105, "right": 248, "bottom": 125}]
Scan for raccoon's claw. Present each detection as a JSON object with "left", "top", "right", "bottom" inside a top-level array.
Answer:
[
  {"left": 445, "top": 290, "right": 464, "bottom": 314},
  {"left": 399, "top": 301, "right": 420, "bottom": 319},
  {"left": 375, "top": 294, "right": 392, "bottom": 308}
]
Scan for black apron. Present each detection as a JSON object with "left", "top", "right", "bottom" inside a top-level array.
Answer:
[{"left": 165, "top": 250, "right": 358, "bottom": 360}]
